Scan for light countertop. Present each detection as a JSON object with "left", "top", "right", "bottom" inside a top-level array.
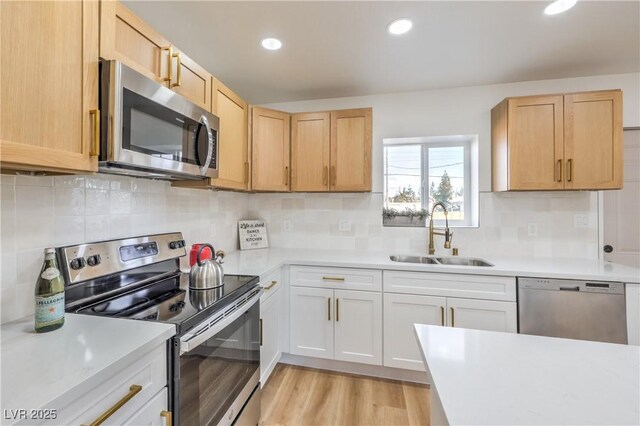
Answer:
[
  {"left": 414, "top": 324, "right": 640, "bottom": 425},
  {"left": 219, "top": 248, "right": 640, "bottom": 283},
  {"left": 0, "top": 314, "right": 175, "bottom": 422}
]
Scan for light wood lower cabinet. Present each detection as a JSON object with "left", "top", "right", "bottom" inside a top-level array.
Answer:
[
  {"left": 0, "top": 0, "right": 99, "bottom": 174},
  {"left": 251, "top": 107, "right": 291, "bottom": 192},
  {"left": 383, "top": 293, "right": 517, "bottom": 371},
  {"left": 492, "top": 89, "right": 623, "bottom": 191}
]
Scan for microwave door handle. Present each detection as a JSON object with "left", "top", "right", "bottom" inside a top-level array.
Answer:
[
  {"left": 179, "top": 289, "right": 262, "bottom": 355},
  {"left": 199, "top": 115, "right": 214, "bottom": 176}
]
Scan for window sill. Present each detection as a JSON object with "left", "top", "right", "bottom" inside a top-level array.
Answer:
[{"left": 383, "top": 216, "right": 427, "bottom": 227}]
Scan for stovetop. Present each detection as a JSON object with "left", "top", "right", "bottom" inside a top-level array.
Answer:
[{"left": 71, "top": 273, "right": 259, "bottom": 335}]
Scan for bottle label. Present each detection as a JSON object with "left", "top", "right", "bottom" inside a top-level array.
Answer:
[
  {"left": 35, "top": 293, "right": 65, "bottom": 325},
  {"left": 41, "top": 267, "right": 60, "bottom": 280}
]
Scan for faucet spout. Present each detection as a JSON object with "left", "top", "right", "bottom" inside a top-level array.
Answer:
[{"left": 428, "top": 202, "right": 452, "bottom": 255}]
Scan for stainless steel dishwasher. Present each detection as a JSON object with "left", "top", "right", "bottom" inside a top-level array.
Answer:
[{"left": 518, "top": 277, "right": 627, "bottom": 344}]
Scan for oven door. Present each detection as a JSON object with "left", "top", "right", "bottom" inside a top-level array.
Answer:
[
  {"left": 177, "top": 292, "right": 261, "bottom": 426},
  {"left": 101, "top": 60, "right": 219, "bottom": 179}
]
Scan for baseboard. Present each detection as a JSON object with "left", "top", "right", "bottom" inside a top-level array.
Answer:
[{"left": 279, "top": 353, "right": 430, "bottom": 385}]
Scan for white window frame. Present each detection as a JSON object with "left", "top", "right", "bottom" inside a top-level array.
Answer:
[{"left": 384, "top": 137, "right": 473, "bottom": 227}]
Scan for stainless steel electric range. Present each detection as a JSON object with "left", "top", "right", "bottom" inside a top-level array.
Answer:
[{"left": 57, "top": 232, "right": 262, "bottom": 426}]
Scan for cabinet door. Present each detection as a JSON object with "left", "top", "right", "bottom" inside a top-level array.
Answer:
[
  {"left": 100, "top": 2, "right": 171, "bottom": 85},
  {"left": 211, "top": 78, "right": 249, "bottom": 190},
  {"left": 334, "top": 289, "right": 382, "bottom": 365},
  {"left": 251, "top": 107, "right": 291, "bottom": 191},
  {"left": 564, "top": 90, "right": 623, "bottom": 190},
  {"left": 1, "top": 0, "right": 98, "bottom": 173},
  {"left": 383, "top": 293, "right": 446, "bottom": 371},
  {"left": 122, "top": 388, "right": 169, "bottom": 426},
  {"left": 507, "top": 96, "right": 564, "bottom": 190},
  {"left": 330, "top": 108, "right": 372, "bottom": 191},
  {"left": 291, "top": 112, "right": 330, "bottom": 192},
  {"left": 170, "top": 50, "right": 212, "bottom": 111},
  {"left": 260, "top": 286, "right": 281, "bottom": 383},
  {"left": 446, "top": 298, "right": 517, "bottom": 333},
  {"left": 289, "top": 286, "right": 333, "bottom": 359}
]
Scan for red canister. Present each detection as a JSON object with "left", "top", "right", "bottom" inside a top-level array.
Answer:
[{"left": 189, "top": 243, "right": 213, "bottom": 267}]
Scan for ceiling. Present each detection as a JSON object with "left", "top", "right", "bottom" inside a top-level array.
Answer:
[{"left": 123, "top": 1, "right": 640, "bottom": 104}]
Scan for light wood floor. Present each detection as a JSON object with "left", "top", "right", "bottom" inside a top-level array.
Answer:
[{"left": 260, "top": 364, "right": 430, "bottom": 426}]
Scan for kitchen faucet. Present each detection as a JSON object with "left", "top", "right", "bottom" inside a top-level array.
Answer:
[{"left": 428, "top": 202, "right": 453, "bottom": 255}]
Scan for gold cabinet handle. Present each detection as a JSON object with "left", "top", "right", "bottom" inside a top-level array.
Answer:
[
  {"left": 160, "top": 410, "right": 172, "bottom": 426},
  {"left": 450, "top": 307, "right": 455, "bottom": 328},
  {"left": 322, "top": 276, "right": 345, "bottom": 282},
  {"left": 336, "top": 298, "right": 340, "bottom": 322},
  {"left": 162, "top": 45, "right": 173, "bottom": 84},
  {"left": 259, "top": 318, "right": 263, "bottom": 346},
  {"left": 89, "top": 109, "right": 100, "bottom": 157},
  {"left": 567, "top": 159, "right": 572, "bottom": 182},
  {"left": 556, "top": 159, "right": 562, "bottom": 182},
  {"left": 171, "top": 52, "right": 182, "bottom": 88},
  {"left": 284, "top": 166, "right": 289, "bottom": 186},
  {"left": 244, "top": 161, "right": 249, "bottom": 184},
  {"left": 263, "top": 280, "right": 278, "bottom": 290},
  {"left": 82, "top": 385, "right": 142, "bottom": 426},
  {"left": 331, "top": 165, "right": 336, "bottom": 186},
  {"left": 327, "top": 297, "right": 331, "bottom": 321},
  {"left": 323, "top": 166, "right": 328, "bottom": 186},
  {"left": 440, "top": 306, "right": 445, "bottom": 326}
]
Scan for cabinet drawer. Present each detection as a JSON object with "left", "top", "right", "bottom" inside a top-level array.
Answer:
[
  {"left": 50, "top": 344, "right": 167, "bottom": 426},
  {"left": 290, "top": 266, "right": 382, "bottom": 291},
  {"left": 383, "top": 271, "right": 516, "bottom": 301},
  {"left": 122, "top": 387, "right": 169, "bottom": 426},
  {"left": 260, "top": 268, "right": 282, "bottom": 303}
]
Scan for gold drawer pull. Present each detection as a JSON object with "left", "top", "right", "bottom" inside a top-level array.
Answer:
[
  {"left": 331, "top": 165, "right": 336, "bottom": 186},
  {"left": 450, "top": 307, "right": 455, "bottom": 327},
  {"left": 244, "top": 161, "right": 249, "bottom": 184},
  {"left": 284, "top": 166, "right": 289, "bottom": 186},
  {"left": 90, "top": 109, "right": 100, "bottom": 157},
  {"left": 567, "top": 158, "right": 573, "bottom": 182},
  {"left": 264, "top": 280, "right": 278, "bottom": 290},
  {"left": 336, "top": 298, "right": 339, "bottom": 322},
  {"left": 327, "top": 297, "right": 331, "bottom": 321},
  {"left": 259, "top": 318, "right": 263, "bottom": 346},
  {"left": 323, "top": 166, "right": 328, "bottom": 186},
  {"left": 83, "top": 384, "right": 142, "bottom": 426},
  {"left": 556, "top": 159, "right": 562, "bottom": 182},
  {"left": 160, "top": 410, "right": 172, "bottom": 426},
  {"left": 440, "top": 306, "right": 445, "bottom": 326},
  {"left": 171, "top": 52, "right": 182, "bottom": 88},
  {"left": 322, "top": 276, "right": 345, "bottom": 282},
  {"left": 162, "top": 45, "right": 173, "bottom": 83}
]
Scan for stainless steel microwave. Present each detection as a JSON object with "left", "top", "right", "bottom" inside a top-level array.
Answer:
[{"left": 99, "top": 60, "right": 219, "bottom": 180}]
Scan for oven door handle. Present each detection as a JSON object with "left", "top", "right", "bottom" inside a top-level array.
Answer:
[
  {"left": 179, "top": 289, "right": 262, "bottom": 355},
  {"left": 199, "top": 115, "right": 214, "bottom": 176}
]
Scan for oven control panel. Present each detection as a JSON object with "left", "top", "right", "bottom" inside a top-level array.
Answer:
[{"left": 57, "top": 232, "right": 187, "bottom": 285}]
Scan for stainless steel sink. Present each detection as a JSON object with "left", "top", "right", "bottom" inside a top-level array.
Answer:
[
  {"left": 389, "top": 255, "right": 493, "bottom": 267},
  {"left": 389, "top": 255, "right": 440, "bottom": 265},
  {"left": 433, "top": 257, "right": 494, "bottom": 267}
]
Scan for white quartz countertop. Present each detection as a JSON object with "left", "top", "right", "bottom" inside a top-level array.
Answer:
[
  {"left": 414, "top": 324, "right": 640, "bottom": 425},
  {"left": 219, "top": 248, "right": 640, "bottom": 283},
  {"left": 0, "top": 314, "right": 175, "bottom": 422}
]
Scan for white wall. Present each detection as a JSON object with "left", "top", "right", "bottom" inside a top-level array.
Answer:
[{"left": 265, "top": 72, "right": 640, "bottom": 193}]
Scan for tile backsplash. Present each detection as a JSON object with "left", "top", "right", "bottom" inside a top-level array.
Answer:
[
  {"left": 0, "top": 174, "right": 248, "bottom": 324},
  {"left": 0, "top": 174, "right": 598, "bottom": 324}
]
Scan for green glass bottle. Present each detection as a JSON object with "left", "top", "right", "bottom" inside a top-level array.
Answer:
[{"left": 34, "top": 248, "right": 65, "bottom": 333}]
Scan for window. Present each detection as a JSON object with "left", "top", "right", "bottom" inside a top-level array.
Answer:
[{"left": 383, "top": 135, "right": 477, "bottom": 227}]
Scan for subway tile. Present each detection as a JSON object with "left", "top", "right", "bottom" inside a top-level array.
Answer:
[
  {"left": 1, "top": 218, "right": 16, "bottom": 253},
  {"left": 16, "top": 248, "right": 44, "bottom": 286},
  {"left": 85, "top": 215, "right": 110, "bottom": 242},
  {"left": 85, "top": 176, "right": 110, "bottom": 190},
  {"left": 0, "top": 251, "right": 17, "bottom": 289},
  {"left": 54, "top": 187, "right": 85, "bottom": 216},
  {"left": 1, "top": 184, "right": 16, "bottom": 219},
  {"left": 1, "top": 288, "right": 18, "bottom": 323},
  {"left": 0, "top": 175, "right": 15, "bottom": 186},
  {"left": 110, "top": 191, "right": 131, "bottom": 215},
  {"left": 130, "top": 179, "right": 149, "bottom": 193},
  {"left": 85, "top": 190, "right": 109, "bottom": 216},
  {"left": 15, "top": 185, "right": 54, "bottom": 215},
  {"left": 15, "top": 175, "right": 53, "bottom": 187},
  {"left": 16, "top": 215, "right": 54, "bottom": 251},
  {"left": 54, "top": 216, "right": 85, "bottom": 246},
  {"left": 131, "top": 192, "right": 149, "bottom": 214},
  {"left": 54, "top": 176, "right": 85, "bottom": 188}
]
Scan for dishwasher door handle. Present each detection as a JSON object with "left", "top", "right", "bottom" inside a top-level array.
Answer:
[{"left": 559, "top": 286, "right": 580, "bottom": 291}]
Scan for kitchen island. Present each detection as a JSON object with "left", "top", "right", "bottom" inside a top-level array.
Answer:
[{"left": 414, "top": 324, "right": 640, "bottom": 425}]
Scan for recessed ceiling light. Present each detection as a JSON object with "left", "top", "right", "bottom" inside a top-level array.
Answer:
[
  {"left": 261, "top": 38, "right": 282, "bottom": 51},
  {"left": 387, "top": 18, "right": 413, "bottom": 35},
  {"left": 544, "top": 0, "right": 578, "bottom": 15}
]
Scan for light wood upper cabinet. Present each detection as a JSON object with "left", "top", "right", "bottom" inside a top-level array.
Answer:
[
  {"left": 211, "top": 78, "right": 249, "bottom": 190},
  {"left": 330, "top": 108, "right": 372, "bottom": 192},
  {"left": 492, "top": 90, "right": 623, "bottom": 191},
  {"left": 291, "top": 112, "right": 331, "bottom": 191},
  {"left": 564, "top": 90, "right": 623, "bottom": 190},
  {"left": 169, "top": 49, "right": 212, "bottom": 111},
  {"left": 101, "top": 2, "right": 211, "bottom": 110},
  {"left": 251, "top": 107, "right": 291, "bottom": 192},
  {"left": 0, "top": 0, "right": 99, "bottom": 174}
]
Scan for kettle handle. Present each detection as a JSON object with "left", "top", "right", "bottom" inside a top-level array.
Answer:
[{"left": 196, "top": 243, "right": 215, "bottom": 266}]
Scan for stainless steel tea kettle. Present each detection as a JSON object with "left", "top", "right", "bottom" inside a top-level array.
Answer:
[{"left": 189, "top": 243, "right": 224, "bottom": 289}]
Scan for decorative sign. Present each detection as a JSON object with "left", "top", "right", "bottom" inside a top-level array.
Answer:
[{"left": 238, "top": 220, "right": 269, "bottom": 250}]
